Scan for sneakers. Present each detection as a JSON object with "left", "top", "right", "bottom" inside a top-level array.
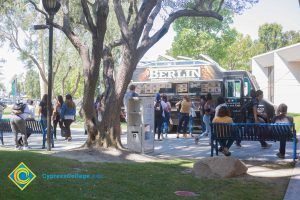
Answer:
[
  {"left": 261, "top": 143, "right": 272, "bottom": 149},
  {"left": 15, "top": 146, "right": 21, "bottom": 150},
  {"left": 23, "top": 146, "right": 30, "bottom": 150},
  {"left": 276, "top": 152, "right": 285, "bottom": 159},
  {"left": 67, "top": 137, "right": 72, "bottom": 142},
  {"left": 222, "top": 147, "right": 231, "bottom": 156}
]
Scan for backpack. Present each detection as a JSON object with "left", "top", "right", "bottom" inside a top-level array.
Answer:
[
  {"left": 12, "top": 103, "right": 26, "bottom": 115},
  {"left": 154, "top": 101, "right": 163, "bottom": 119}
]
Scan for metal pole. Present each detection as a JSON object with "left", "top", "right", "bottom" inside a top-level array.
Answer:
[{"left": 47, "top": 15, "right": 54, "bottom": 151}]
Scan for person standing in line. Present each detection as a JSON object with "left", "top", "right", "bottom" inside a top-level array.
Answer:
[
  {"left": 60, "top": 94, "right": 76, "bottom": 141},
  {"left": 154, "top": 93, "right": 167, "bottom": 141},
  {"left": 176, "top": 95, "right": 191, "bottom": 138},
  {"left": 123, "top": 85, "right": 139, "bottom": 121},
  {"left": 161, "top": 94, "right": 171, "bottom": 138},
  {"left": 0, "top": 102, "right": 7, "bottom": 145},
  {"left": 200, "top": 93, "right": 215, "bottom": 145},
  {"left": 272, "top": 103, "right": 294, "bottom": 159},
  {"left": 52, "top": 95, "right": 64, "bottom": 139},
  {"left": 188, "top": 101, "right": 197, "bottom": 137}
]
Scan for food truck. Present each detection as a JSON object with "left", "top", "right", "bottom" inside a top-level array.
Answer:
[{"left": 130, "top": 57, "right": 273, "bottom": 130}]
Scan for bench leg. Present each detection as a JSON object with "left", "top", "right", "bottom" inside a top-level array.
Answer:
[{"left": 293, "top": 136, "right": 297, "bottom": 161}]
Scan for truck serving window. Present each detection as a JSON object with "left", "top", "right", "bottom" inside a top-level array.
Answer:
[{"left": 226, "top": 80, "right": 241, "bottom": 98}]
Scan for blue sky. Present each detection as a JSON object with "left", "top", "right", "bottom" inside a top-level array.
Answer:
[{"left": 1, "top": 0, "right": 300, "bottom": 87}]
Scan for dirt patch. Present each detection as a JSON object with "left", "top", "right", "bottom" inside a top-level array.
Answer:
[{"left": 52, "top": 147, "right": 162, "bottom": 163}]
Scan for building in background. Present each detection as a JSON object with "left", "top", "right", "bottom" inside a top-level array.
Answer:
[{"left": 252, "top": 43, "right": 300, "bottom": 113}]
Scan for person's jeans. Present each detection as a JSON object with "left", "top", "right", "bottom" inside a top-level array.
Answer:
[
  {"left": 162, "top": 112, "right": 170, "bottom": 135},
  {"left": 10, "top": 117, "right": 28, "bottom": 147},
  {"left": 155, "top": 118, "right": 163, "bottom": 139},
  {"left": 177, "top": 113, "right": 189, "bottom": 133},
  {"left": 189, "top": 116, "right": 194, "bottom": 134},
  {"left": 203, "top": 114, "right": 211, "bottom": 138},
  {"left": 219, "top": 139, "right": 235, "bottom": 149}
]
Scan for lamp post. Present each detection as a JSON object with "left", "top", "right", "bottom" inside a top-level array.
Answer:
[{"left": 38, "top": 0, "right": 60, "bottom": 151}]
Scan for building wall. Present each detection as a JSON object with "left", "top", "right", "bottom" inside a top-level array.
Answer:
[
  {"left": 251, "top": 59, "right": 269, "bottom": 100},
  {"left": 274, "top": 53, "right": 300, "bottom": 113},
  {"left": 252, "top": 53, "right": 300, "bottom": 114}
]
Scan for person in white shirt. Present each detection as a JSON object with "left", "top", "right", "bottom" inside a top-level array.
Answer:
[
  {"left": 10, "top": 102, "right": 34, "bottom": 150},
  {"left": 214, "top": 96, "right": 227, "bottom": 118},
  {"left": 27, "top": 100, "right": 36, "bottom": 119}
]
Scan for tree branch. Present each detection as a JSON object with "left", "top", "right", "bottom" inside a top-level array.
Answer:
[
  {"left": 107, "top": 38, "right": 124, "bottom": 49},
  {"left": 28, "top": 0, "right": 49, "bottom": 20},
  {"left": 141, "top": 0, "right": 162, "bottom": 42},
  {"left": 138, "top": 9, "right": 223, "bottom": 60},
  {"left": 126, "top": 0, "right": 134, "bottom": 25},
  {"left": 113, "top": 0, "right": 130, "bottom": 40},
  {"left": 217, "top": 0, "right": 224, "bottom": 13},
  {"left": 61, "top": 65, "right": 72, "bottom": 96},
  {"left": 71, "top": 71, "right": 82, "bottom": 96},
  {"left": 81, "top": 0, "right": 96, "bottom": 34}
]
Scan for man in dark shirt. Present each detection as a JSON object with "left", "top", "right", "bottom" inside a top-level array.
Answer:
[{"left": 246, "top": 90, "right": 271, "bottom": 149}]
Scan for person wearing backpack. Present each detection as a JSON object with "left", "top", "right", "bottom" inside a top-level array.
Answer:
[
  {"left": 10, "top": 102, "right": 33, "bottom": 150},
  {"left": 154, "top": 93, "right": 166, "bottom": 141},
  {"left": 61, "top": 94, "right": 76, "bottom": 141},
  {"left": 176, "top": 95, "right": 191, "bottom": 138}
]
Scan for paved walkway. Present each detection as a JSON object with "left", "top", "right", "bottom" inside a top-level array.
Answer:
[{"left": 1, "top": 129, "right": 299, "bottom": 198}]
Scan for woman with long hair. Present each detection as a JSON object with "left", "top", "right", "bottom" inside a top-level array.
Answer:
[
  {"left": 52, "top": 95, "right": 64, "bottom": 139},
  {"left": 176, "top": 95, "right": 191, "bottom": 138},
  {"left": 60, "top": 94, "right": 76, "bottom": 141}
]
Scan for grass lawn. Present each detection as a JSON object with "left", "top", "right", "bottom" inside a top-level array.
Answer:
[{"left": 0, "top": 151, "right": 289, "bottom": 200}]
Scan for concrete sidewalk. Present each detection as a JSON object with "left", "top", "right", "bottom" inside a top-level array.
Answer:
[{"left": 0, "top": 129, "right": 299, "bottom": 198}]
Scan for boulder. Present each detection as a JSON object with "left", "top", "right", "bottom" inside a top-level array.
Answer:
[{"left": 193, "top": 157, "right": 248, "bottom": 178}]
